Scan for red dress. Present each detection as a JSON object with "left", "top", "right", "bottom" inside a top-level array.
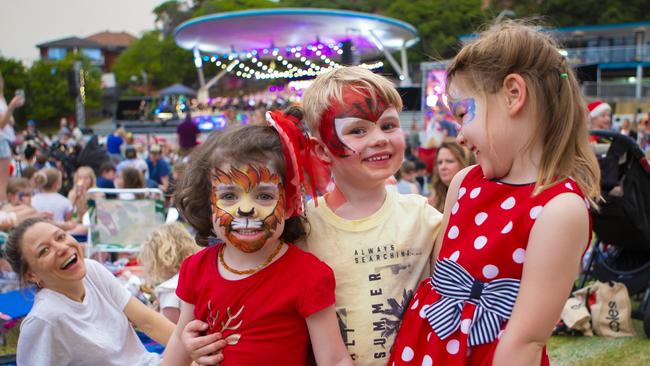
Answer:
[
  {"left": 177, "top": 244, "right": 335, "bottom": 365},
  {"left": 388, "top": 166, "right": 590, "bottom": 366}
]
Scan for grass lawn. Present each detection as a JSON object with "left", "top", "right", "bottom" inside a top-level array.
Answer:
[
  {"left": 2, "top": 321, "right": 649, "bottom": 364},
  {"left": 548, "top": 319, "right": 650, "bottom": 365},
  {"left": 1, "top": 308, "right": 648, "bottom": 364}
]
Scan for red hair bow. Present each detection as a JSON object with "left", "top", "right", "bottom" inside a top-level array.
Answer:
[{"left": 266, "top": 110, "right": 330, "bottom": 217}]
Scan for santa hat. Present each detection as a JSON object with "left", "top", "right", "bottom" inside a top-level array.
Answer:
[{"left": 587, "top": 100, "right": 611, "bottom": 118}]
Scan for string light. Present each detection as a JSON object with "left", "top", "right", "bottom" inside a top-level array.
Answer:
[{"left": 195, "top": 41, "right": 384, "bottom": 80}]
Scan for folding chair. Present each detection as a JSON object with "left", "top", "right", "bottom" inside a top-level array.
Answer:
[{"left": 85, "top": 188, "right": 165, "bottom": 258}]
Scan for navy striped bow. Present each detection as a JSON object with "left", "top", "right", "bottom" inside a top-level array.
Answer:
[{"left": 424, "top": 259, "right": 520, "bottom": 347}]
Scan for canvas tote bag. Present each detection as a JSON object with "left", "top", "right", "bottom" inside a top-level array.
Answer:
[{"left": 573, "top": 281, "right": 636, "bottom": 337}]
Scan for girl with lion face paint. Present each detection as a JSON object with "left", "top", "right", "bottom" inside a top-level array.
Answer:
[
  {"left": 164, "top": 110, "right": 353, "bottom": 366},
  {"left": 210, "top": 164, "right": 286, "bottom": 253}
]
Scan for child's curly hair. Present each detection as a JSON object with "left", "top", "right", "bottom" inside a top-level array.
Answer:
[
  {"left": 139, "top": 222, "right": 200, "bottom": 284},
  {"left": 174, "top": 123, "right": 308, "bottom": 246}
]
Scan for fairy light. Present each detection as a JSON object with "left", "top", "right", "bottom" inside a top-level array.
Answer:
[
  {"left": 79, "top": 69, "right": 86, "bottom": 104},
  {"left": 203, "top": 40, "right": 383, "bottom": 80}
]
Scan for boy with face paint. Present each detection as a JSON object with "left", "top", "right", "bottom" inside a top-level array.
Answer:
[
  {"left": 164, "top": 117, "right": 353, "bottom": 366},
  {"left": 299, "top": 67, "right": 443, "bottom": 365}
]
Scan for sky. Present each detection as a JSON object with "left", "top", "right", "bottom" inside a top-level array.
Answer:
[{"left": 0, "top": 0, "right": 166, "bottom": 64}]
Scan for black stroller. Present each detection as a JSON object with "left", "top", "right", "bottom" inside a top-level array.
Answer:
[{"left": 579, "top": 130, "right": 650, "bottom": 337}]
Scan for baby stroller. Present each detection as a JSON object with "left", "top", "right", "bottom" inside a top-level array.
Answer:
[{"left": 580, "top": 130, "right": 650, "bottom": 337}]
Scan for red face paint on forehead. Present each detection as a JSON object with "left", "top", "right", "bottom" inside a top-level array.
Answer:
[{"left": 319, "top": 86, "right": 389, "bottom": 157}]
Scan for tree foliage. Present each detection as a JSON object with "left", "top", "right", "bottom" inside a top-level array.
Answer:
[
  {"left": 154, "top": 0, "right": 193, "bottom": 37},
  {"left": 536, "top": 0, "right": 650, "bottom": 27},
  {"left": 117, "top": 0, "right": 648, "bottom": 93},
  {"left": 192, "top": 0, "right": 278, "bottom": 17},
  {"left": 280, "top": 0, "right": 394, "bottom": 13},
  {"left": 484, "top": 0, "right": 650, "bottom": 27},
  {"left": 281, "top": 0, "right": 485, "bottom": 61},
  {"left": 23, "top": 55, "right": 102, "bottom": 124},
  {"left": 384, "top": 0, "right": 485, "bottom": 60},
  {"left": 0, "top": 58, "right": 28, "bottom": 123},
  {"left": 1, "top": 55, "right": 101, "bottom": 125},
  {"left": 112, "top": 30, "right": 196, "bottom": 92}
]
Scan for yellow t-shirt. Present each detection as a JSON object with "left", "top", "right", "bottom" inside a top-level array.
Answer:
[{"left": 303, "top": 190, "right": 442, "bottom": 365}]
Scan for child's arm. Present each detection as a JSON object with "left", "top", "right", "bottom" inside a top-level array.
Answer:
[
  {"left": 162, "top": 301, "right": 197, "bottom": 366},
  {"left": 123, "top": 296, "right": 175, "bottom": 345},
  {"left": 306, "top": 305, "right": 354, "bottom": 366},
  {"left": 492, "top": 193, "right": 589, "bottom": 366},
  {"left": 163, "top": 301, "right": 226, "bottom": 366},
  {"left": 161, "top": 306, "right": 181, "bottom": 324},
  {"left": 430, "top": 166, "right": 474, "bottom": 265}
]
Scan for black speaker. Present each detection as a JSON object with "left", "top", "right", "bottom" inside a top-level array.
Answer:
[
  {"left": 67, "top": 69, "right": 79, "bottom": 98},
  {"left": 341, "top": 41, "right": 353, "bottom": 65}
]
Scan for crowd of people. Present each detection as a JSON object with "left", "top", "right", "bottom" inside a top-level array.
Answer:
[{"left": 0, "top": 20, "right": 643, "bottom": 366}]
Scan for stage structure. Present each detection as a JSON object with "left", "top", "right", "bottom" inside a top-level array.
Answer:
[{"left": 174, "top": 8, "right": 420, "bottom": 102}]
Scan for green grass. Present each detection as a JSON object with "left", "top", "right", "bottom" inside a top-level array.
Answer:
[
  {"left": 0, "top": 327, "right": 18, "bottom": 356},
  {"left": 1, "top": 317, "right": 648, "bottom": 364},
  {"left": 548, "top": 320, "right": 650, "bottom": 366}
]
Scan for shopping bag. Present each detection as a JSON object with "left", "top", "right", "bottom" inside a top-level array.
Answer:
[
  {"left": 559, "top": 297, "right": 593, "bottom": 336},
  {"left": 573, "top": 281, "right": 635, "bottom": 337}
]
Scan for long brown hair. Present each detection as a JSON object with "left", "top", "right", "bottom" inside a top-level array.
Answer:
[
  {"left": 431, "top": 142, "right": 474, "bottom": 212},
  {"left": 174, "top": 124, "right": 308, "bottom": 246},
  {"left": 446, "top": 20, "right": 600, "bottom": 204}
]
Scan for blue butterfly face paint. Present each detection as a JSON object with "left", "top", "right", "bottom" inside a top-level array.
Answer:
[{"left": 448, "top": 97, "right": 476, "bottom": 127}]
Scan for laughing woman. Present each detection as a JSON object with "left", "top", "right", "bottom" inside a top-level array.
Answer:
[{"left": 5, "top": 218, "right": 175, "bottom": 365}]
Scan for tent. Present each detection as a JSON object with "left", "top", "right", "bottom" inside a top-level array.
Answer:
[{"left": 158, "top": 83, "right": 196, "bottom": 96}]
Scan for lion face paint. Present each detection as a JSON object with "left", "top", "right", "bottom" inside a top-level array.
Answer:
[
  {"left": 319, "top": 86, "right": 389, "bottom": 157},
  {"left": 210, "top": 164, "right": 285, "bottom": 253}
]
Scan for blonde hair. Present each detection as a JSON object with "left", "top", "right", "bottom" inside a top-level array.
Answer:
[
  {"left": 33, "top": 168, "right": 61, "bottom": 191},
  {"left": 139, "top": 222, "right": 200, "bottom": 284},
  {"left": 302, "top": 66, "right": 403, "bottom": 136},
  {"left": 446, "top": 20, "right": 600, "bottom": 204},
  {"left": 73, "top": 166, "right": 96, "bottom": 188},
  {"left": 7, "top": 177, "right": 30, "bottom": 196}
]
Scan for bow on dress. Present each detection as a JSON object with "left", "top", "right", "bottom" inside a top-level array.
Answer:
[{"left": 424, "top": 259, "right": 520, "bottom": 346}]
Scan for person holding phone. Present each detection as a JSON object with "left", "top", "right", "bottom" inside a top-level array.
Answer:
[{"left": 0, "top": 72, "right": 24, "bottom": 202}]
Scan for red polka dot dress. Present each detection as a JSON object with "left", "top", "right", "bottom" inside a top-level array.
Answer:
[{"left": 388, "top": 166, "right": 590, "bottom": 366}]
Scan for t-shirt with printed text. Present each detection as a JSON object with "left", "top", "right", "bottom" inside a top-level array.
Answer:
[{"left": 302, "top": 190, "right": 443, "bottom": 366}]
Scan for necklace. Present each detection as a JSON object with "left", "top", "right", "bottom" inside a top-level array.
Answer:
[{"left": 219, "top": 241, "right": 284, "bottom": 275}]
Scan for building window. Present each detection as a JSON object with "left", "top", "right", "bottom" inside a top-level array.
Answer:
[
  {"left": 82, "top": 48, "right": 104, "bottom": 65},
  {"left": 47, "top": 48, "right": 67, "bottom": 60}
]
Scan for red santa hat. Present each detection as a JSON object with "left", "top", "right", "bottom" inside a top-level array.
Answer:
[{"left": 587, "top": 100, "right": 611, "bottom": 118}]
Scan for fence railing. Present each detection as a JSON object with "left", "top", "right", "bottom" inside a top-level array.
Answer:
[
  {"left": 582, "top": 81, "right": 650, "bottom": 98},
  {"left": 564, "top": 45, "right": 649, "bottom": 66}
]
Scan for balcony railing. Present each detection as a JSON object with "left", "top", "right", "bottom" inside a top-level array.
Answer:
[
  {"left": 582, "top": 81, "right": 650, "bottom": 98},
  {"left": 564, "top": 45, "right": 649, "bottom": 66}
]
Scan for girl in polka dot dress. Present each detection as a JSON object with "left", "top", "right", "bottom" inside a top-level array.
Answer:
[{"left": 388, "top": 21, "right": 601, "bottom": 366}]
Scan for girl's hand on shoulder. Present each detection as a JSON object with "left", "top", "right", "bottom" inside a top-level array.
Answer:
[{"left": 182, "top": 320, "right": 226, "bottom": 365}]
